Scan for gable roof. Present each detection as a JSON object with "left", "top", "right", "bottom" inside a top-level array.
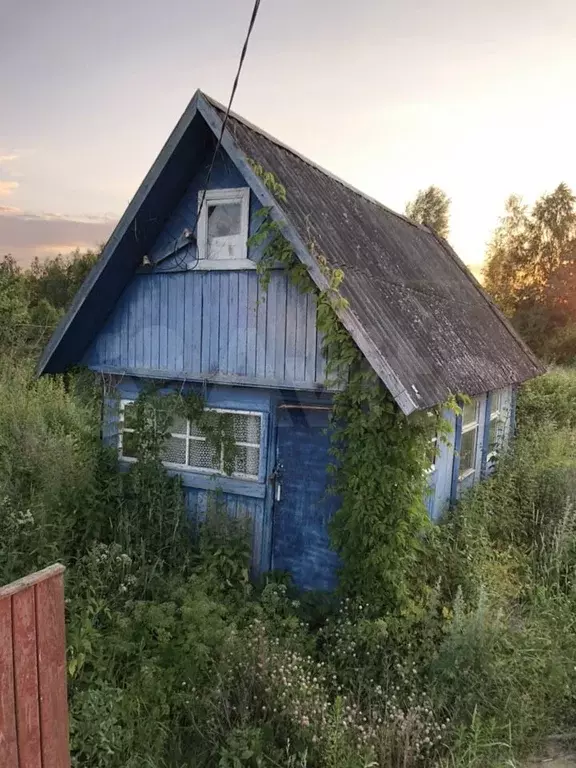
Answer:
[{"left": 38, "top": 90, "right": 543, "bottom": 413}]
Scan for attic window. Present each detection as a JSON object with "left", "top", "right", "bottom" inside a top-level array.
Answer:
[{"left": 197, "top": 188, "right": 250, "bottom": 267}]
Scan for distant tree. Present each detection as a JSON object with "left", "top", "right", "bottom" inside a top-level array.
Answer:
[
  {"left": 23, "top": 248, "right": 101, "bottom": 350},
  {"left": 483, "top": 195, "right": 531, "bottom": 316},
  {"left": 0, "top": 248, "right": 101, "bottom": 357},
  {"left": 405, "top": 185, "right": 451, "bottom": 239},
  {"left": 0, "top": 255, "right": 31, "bottom": 351},
  {"left": 27, "top": 247, "right": 100, "bottom": 313},
  {"left": 483, "top": 183, "right": 576, "bottom": 361}
]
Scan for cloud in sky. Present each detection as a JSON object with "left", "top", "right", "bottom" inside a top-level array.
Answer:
[
  {"left": 0, "top": 180, "right": 19, "bottom": 197},
  {"left": 0, "top": 154, "right": 19, "bottom": 164},
  {"left": 0, "top": 208, "right": 116, "bottom": 264}
]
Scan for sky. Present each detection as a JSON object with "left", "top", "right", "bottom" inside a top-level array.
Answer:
[{"left": 1, "top": 0, "right": 576, "bottom": 270}]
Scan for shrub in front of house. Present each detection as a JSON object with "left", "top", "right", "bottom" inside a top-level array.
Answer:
[{"left": 3, "top": 363, "right": 576, "bottom": 766}]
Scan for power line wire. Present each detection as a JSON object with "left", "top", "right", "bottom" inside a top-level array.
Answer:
[{"left": 158, "top": 0, "right": 262, "bottom": 272}]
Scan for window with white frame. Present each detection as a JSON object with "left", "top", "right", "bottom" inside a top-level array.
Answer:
[
  {"left": 488, "top": 391, "right": 505, "bottom": 459},
  {"left": 119, "top": 400, "right": 262, "bottom": 480},
  {"left": 197, "top": 188, "right": 250, "bottom": 264},
  {"left": 459, "top": 400, "right": 479, "bottom": 479},
  {"left": 425, "top": 434, "right": 438, "bottom": 475}
]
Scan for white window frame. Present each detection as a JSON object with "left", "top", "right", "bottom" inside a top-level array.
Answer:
[
  {"left": 118, "top": 400, "right": 263, "bottom": 481},
  {"left": 487, "top": 390, "right": 505, "bottom": 463},
  {"left": 459, "top": 399, "right": 479, "bottom": 481},
  {"left": 425, "top": 434, "right": 438, "bottom": 475},
  {"left": 196, "top": 187, "right": 251, "bottom": 269},
  {"left": 118, "top": 398, "right": 138, "bottom": 464}
]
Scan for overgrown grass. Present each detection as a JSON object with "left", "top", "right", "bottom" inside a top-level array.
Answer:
[{"left": 2, "top": 363, "right": 576, "bottom": 766}]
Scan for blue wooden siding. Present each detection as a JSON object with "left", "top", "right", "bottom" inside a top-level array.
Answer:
[
  {"left": 273, "top": 407, "right": 340, "bottom": 591},
  {"left": 185, "top": 489, "right": 267, "bottom": 572},
  {"left": 84, "top": 269, "right": 326, "bottom": 389}
]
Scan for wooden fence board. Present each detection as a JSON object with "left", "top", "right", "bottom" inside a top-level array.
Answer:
[
  {"left": 12, "top": 587, "right": 42, "bottom": 768},
  {"left": 0, "top": 564, "right": 69, "bottom": 768},
  {"left": 36, "top": 572, "right": 69, "bottom": 768},
  {"left": 0, "top": 596, "right": 18, "bottom": 768}
]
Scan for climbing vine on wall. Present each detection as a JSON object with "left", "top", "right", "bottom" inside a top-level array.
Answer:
[{"left": 249, "top": 160, "right": 450, "bottom": 611}]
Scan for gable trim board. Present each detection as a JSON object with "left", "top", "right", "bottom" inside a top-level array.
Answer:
[{"left": 37, "top": 90, "right": 543, "bottom": 414}]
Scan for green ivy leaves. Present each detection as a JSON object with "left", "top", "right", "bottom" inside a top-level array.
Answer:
[{"left": 249, "top": 160, "right": 447, "bottom": 612}]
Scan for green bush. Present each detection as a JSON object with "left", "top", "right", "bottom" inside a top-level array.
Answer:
[
  {"left": 517, "top": 366, "right": 576, "bottom": 432},
  {"left": 5, "top": 361, "right": 576, "bottom": 766},
  {"left": 420, "top": 370, "right": 576, "bottom": 761}
]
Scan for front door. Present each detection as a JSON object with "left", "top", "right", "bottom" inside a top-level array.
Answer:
[{"left": 272, "top": 405, "right": 340, "bottom": 591}]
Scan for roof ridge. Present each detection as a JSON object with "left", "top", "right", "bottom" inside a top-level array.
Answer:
[{"left": 202, "top": 91, "right": 431, "bottom": 236}]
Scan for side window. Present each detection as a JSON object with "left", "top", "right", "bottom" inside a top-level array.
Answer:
[
  {"left": 488, "top": 391, "right": 505, "bottom": 459},
  {"left": 118, "top": 400, "right": 138, "bottom": 460},
  {"left": 197, "top": 188, "right": 249, "bottom": 263},
  {"left": 118, "top": 400, "right": 263, "bottom": 481},
  {"left": 459, "top": 399, "right": 479, "bottom": 480},
  {"left": 425, "top": 434, "right": 438, "bottom": 475}
]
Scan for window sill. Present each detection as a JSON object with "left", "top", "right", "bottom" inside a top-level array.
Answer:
[
  {"left": 189, "top": 259, "right": 257, "bottom": 271},
  {"left": 119, "top": 459, "right": 266, "bottom": 499}
]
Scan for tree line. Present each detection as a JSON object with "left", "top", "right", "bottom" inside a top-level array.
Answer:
[
  {"left": 0, "top": 249, "right": 99, "bottom": 353},
  {"left": 405, "top": 183, "right": 576, "bottom": 363}
]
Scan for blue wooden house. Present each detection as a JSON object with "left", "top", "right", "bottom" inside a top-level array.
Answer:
[{"left": 38, "top": 91, "right": 542, "bottom": 590}]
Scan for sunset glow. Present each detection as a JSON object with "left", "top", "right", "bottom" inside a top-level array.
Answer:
[{"left": 2, "top": 0, "right": 576, "bottom": 268}]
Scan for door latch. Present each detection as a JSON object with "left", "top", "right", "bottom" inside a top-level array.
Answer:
[{"left": 269, "top": 463, "right": 283, "bottom": 503}]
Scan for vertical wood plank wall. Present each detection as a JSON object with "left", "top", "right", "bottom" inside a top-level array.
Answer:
[
  {"left": 0, "top": 564, "right": 69, "bottom": 768},
  {"left": 83, "top": 270, "right": 327, "bottom": 389}
]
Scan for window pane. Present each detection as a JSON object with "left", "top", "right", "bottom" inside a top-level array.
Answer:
[
  {"left": 122, "top": 430, "right": 138, "bottom": 459},
  {"left": 489, "top": 418, "right": 500, "bottom": 452},
  {"left": 490, "top": 392, "right": 502, "bottom": 418},
  {"left": 167, "top": 413, "right": 187, "bottom": 435},
  {"left": 232, "top": 413, "right": 261, "bottom": 444},
  {"left": 460, "top": 427, "right": 477, "bottom": 474},
  {"left": 427, "top": 437, "right": 438, "bottom": 469},
  {"left": 161, "top": 436, "right": 187, "bottom": 465},
  {"left": 122, "top": 402, "right": 138, "bottom": 430},
  {"left": 462, "top": 401, "right": 477, "bottom": 427},
  {"left": 234, "top": 445, "right": 260, "bottom": 478},
  {"left": 208, "top": 202, "right": 242, "bottom": 237},
  {"left": 188, "top": 439, "right": 219, "bottom": 471},
  {"left": 188, "top": 420, "right": 205, "bottom": 438}
]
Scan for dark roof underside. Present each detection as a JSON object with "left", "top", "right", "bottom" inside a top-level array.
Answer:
[{"left": 211, "top": 101, "right": 543, "bottom": 408}]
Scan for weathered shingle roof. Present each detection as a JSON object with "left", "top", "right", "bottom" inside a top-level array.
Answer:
[
  {"left": 38, "top": 89, "right": 543, "bottom": 411},
  {"left": 207, "top": 95, "right": 543, "bottom": 409}
]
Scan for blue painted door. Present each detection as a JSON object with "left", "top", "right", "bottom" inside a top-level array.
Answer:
[{"left": 272, "top": 406, "right": 340, "bottom": 591}]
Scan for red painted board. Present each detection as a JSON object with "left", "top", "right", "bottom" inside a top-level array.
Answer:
[
  {"left": 36, "top": 574, "right": 70, "bottom": 768},
  {"left": 13, "top": 587, "right": 42, "bottom": 768},
  {"left": 0, "top": 595, "right": 18, "bottom": 768}
]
